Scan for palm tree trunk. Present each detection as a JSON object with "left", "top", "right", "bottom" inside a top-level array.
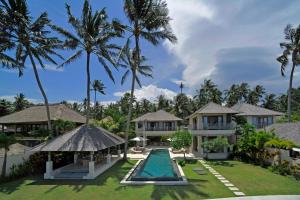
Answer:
[
  {"left": 124, "top": 33, "right": 140, "bottom": 160},
  {"left": 86, "top": 52, "right": 91, "bottom": 124},
  {"left": 94, "top": 90, "right": 97, "bottom": 107},
  {"left": 27, "top": 49, "right": 52, "bottom": 130},
  {"left": 1, "top": 147, "right": 7, "bottom": 178},
  {"left": 287, "top": 63, "right": 295, "bottom": 122}
]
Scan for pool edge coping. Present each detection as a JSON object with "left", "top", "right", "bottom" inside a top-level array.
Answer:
[{"left": 120, "top": 154, "right": 188, "bottom": 185}]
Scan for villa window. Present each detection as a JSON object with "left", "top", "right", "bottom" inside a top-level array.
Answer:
[
  {"left": 203, "top": 116, "right": 223, "bottom": 129},
  {"left": 138, "top": 122, "right": 143, "bottom": 128}
]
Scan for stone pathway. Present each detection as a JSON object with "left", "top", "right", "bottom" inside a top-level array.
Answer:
[{"left": 199, "top": 160, "right": 245, "bottom": 197}]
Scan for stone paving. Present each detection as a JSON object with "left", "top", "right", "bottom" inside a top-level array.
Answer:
[{"left": 199, "top": 160, "right": 246, "bottom": 197}]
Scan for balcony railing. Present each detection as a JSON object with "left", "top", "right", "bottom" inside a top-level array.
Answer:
[
  {"left": 190, "top": 123, "right": 235, "bottom": 130},
  {"left": 145, "top": 127, "right": 176, "bottom": 131}
]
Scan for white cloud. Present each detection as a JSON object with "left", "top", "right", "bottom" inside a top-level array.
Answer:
[
  {"left": 36, "top": 64, "right": 64, "bottom": 72},
  {"left": 164, "top": 0, "right": 300, "bottom": 92},
  {"left": 114, "top": 84, "right": 178, "bottom": 102},
  {"left": 0, "top": 95, "right": 42, "bottom": 104},
  {"left": 165, "top": 0, "right": 215, "bottom": 88}
]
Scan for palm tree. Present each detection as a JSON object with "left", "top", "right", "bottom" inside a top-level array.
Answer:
[
  {"left": 13, "top": 93, "right": 29, "bottom": 111},
  {"left": 262, "top": 93, "right": 277, "bottom": 110},
  {"left": 53, "top": 0, "right": 122, "bottom": 124},
  {"left": 0, "top": 99, "right": 12, "bottom": 117},
  {"left": 277, "top": 24, "right": 300, "bottom": 122},
  {"left": 0, "top": 0, "right": 64, "bottom": 130},
  {"left": 194, "top": 79, "right": 222, "bottom": 108},
  {"left": 0, "top": 5, "right": 22, "bottom": 72},
  {"left": 91, "top": 80, "right": 105, "bottom": 106},
  {"left": 157, "top": 95, "right": 170, "bottom": 110},
  {"left": 0, "top": 133, "right": 16, "bottom": 178},
  {"left": 122, "top": 0, "right": 177, "bottom": 159},
  {"left": 247, "top": 85, "right": 265, "bottom": 105}
]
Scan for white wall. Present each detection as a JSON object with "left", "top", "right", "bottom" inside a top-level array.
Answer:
[{"left": 0, "top": 150, "right": 33, "bottom": 176}]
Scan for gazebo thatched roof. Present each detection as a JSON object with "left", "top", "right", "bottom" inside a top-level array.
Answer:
[
  {"left": 31, "top": 125, "right": 125, "bottom": 152},
  {"left": 0, "top": 104, "right": 85, "bottom": 124}
]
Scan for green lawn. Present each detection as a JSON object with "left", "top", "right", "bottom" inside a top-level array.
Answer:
[
  {"left": 209, "top": 160, "right": 300, "bottom": 196},
  {"left": 0, "top": 160, "right": 233, "bottom": 200}
]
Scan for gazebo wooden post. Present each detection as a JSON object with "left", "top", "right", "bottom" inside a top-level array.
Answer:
[
  {"left": 107, "top": 147, "right": 111, "bottom": 163},
  {"left": 44, "top": 152, "right": 54, "bottom": 179},
  {"left": 87, "top": 151, "right": 95, "bottom": 179}
]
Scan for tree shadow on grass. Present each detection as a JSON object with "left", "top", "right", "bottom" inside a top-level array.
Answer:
[
  {"left": 150, "top": 179, "right": 210, "bottom": 200},
  {"left": 0, "top": 177, "right": 31, "bottom": 195},
  {"left": 209, "top": 160, "right": 235, "bottom": 167},
  {"left": 27, "top": 160, "right": 136, "bottom": 193}
]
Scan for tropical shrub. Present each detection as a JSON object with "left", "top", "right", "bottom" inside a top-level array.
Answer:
[
  {"left": 9, "top": 160, "right": 31, "bottom": 179},
  {"left": 178, "top": 160, "right": 186, "bottom": 167},
  {"left": 202, "top": 136, "right": 229, "bottom": 153},
  {"left": 265, "top": 138, "right": 295, "bottom": 150},
  {"left": 171, "top": 130, "right": 192, "bottom": 160},
  {"left": 236, "top": 124, "right": 273, "bottom": 164},
  {"left": 268, "top": 160, "right": 292, "bottom": 176}
]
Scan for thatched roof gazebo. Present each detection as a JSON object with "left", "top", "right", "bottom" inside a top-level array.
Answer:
[{"left": 31, "top": 125, "right": 125, "bottom": 179}]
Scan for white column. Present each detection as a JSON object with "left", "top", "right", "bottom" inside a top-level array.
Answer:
[
  {"left": 143, "top": 132, "right": 147, "bottom": 147},
  {"left": 44, "top": 152, "right": 53, "bottom": 179},
  {"left": 87, "top": 151, "right": 95, "bottom": 179},
  {"left": 107, "top": 148, "right": 111, "bottom": 163},
  {"left": 117, "top": 145, "right": 121, "bottom": 157},
  {"left": 74, "top": 152, "right": 78, "bottom": 164}
]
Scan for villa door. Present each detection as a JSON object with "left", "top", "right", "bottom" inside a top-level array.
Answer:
[{"left": 193, "top": 136, "right": 198, "bottom": 151}]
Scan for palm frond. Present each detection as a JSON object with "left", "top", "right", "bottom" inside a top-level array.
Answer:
[
  {"left": 121, "top": 69, "right": 130, "bottom": 85},
  {"left": 59, "top": 50, "right": 83, "bottom": 67}
]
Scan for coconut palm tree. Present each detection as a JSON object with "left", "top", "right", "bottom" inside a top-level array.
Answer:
[
  {"left": 262, "top": 93, "right": 277, "bottom": 110},
  {"left": 0, "top": 5, "right": 22, "bottom": 71},
  {"left": 0, "top": 133, "right": 16, "bottom": 178},
  {"left": 122, "top": 0, "right": 177, "bottom": 159},
  {"left": 13, "top": 93, "right": 30, "bottom": 111},
  {"left": 52, "top": 0, "right": 122, "bottom": 124},
  {"left": 91, "top": 80, "right": 105, "bottom": 106},
  {"left": 247, "top": 85, "right": 265, "bottom": 105},
  {"left": 0, "top": 0, "right": 64, "bottom": 130},
  {"left": 194, "top": 79, "right": 222, "bottom": 108},
  {"left": 277, "top": 24, "right": 300, "bottom": 122}
]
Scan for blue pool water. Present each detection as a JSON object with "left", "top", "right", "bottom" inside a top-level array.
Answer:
[{"left": 130, "top": 149, "right": 181, "bottom": 181}]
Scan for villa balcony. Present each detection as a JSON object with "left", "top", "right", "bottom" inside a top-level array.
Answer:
[
  {"left": 145, "top": 127, "right": 176, "bottom": 131},
  {"left": 188, "top": 123, "right": 236, "bottom": 136}
]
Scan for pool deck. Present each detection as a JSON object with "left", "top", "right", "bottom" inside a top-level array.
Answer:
[{"left": 127, "top": 147, "right": 199, "bottom": 160}]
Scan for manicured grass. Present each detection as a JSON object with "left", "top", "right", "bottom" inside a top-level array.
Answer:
[
  {"left": 0, "top": 160, "right": 233, "bottom": 200},
  {"left": 209, "top": 160, "right": 300, "bottom": 196}
]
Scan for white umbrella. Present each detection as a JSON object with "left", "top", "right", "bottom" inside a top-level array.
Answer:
[
  {"left": 130, "top": 136, "right": 148, "bottom": 142},
  {"left": 130, "top": 136, "right": 148, "bottom": 147}
]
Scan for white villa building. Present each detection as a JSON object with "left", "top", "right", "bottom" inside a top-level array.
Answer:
[
  {"left": 132, "top": 102, "right": 285, "bottom": 159},
  {"left": 187, "top": 102, "right": 239, "bottom": 159},
  {"left": 132, "top": 110, "right": 182, "bottom": 146},
  {"left": 231, "top": 103, "right": 284, "bottom": 129}
]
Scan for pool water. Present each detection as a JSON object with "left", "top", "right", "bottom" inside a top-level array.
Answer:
[{"left": 130, "top": 149, "right": 182, "bottom": 181}]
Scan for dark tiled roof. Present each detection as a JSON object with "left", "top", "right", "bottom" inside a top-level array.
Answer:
[
  {"left": 132, "top": 110, "right": 182, "bottom": 122},
  {"left": 231, "top": 103, "right": 284, "bottom": 116},
  {"left": 0, "top": 104, "right": 85, "bottom": 124}
]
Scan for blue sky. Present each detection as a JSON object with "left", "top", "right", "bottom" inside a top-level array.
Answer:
[{"left": 1, "top": 0, "right": 300, "bottom": 104}]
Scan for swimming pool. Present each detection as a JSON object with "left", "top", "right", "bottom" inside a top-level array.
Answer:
[{"left": 128, "top": 149, "right": 183, "bottom": 181}]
